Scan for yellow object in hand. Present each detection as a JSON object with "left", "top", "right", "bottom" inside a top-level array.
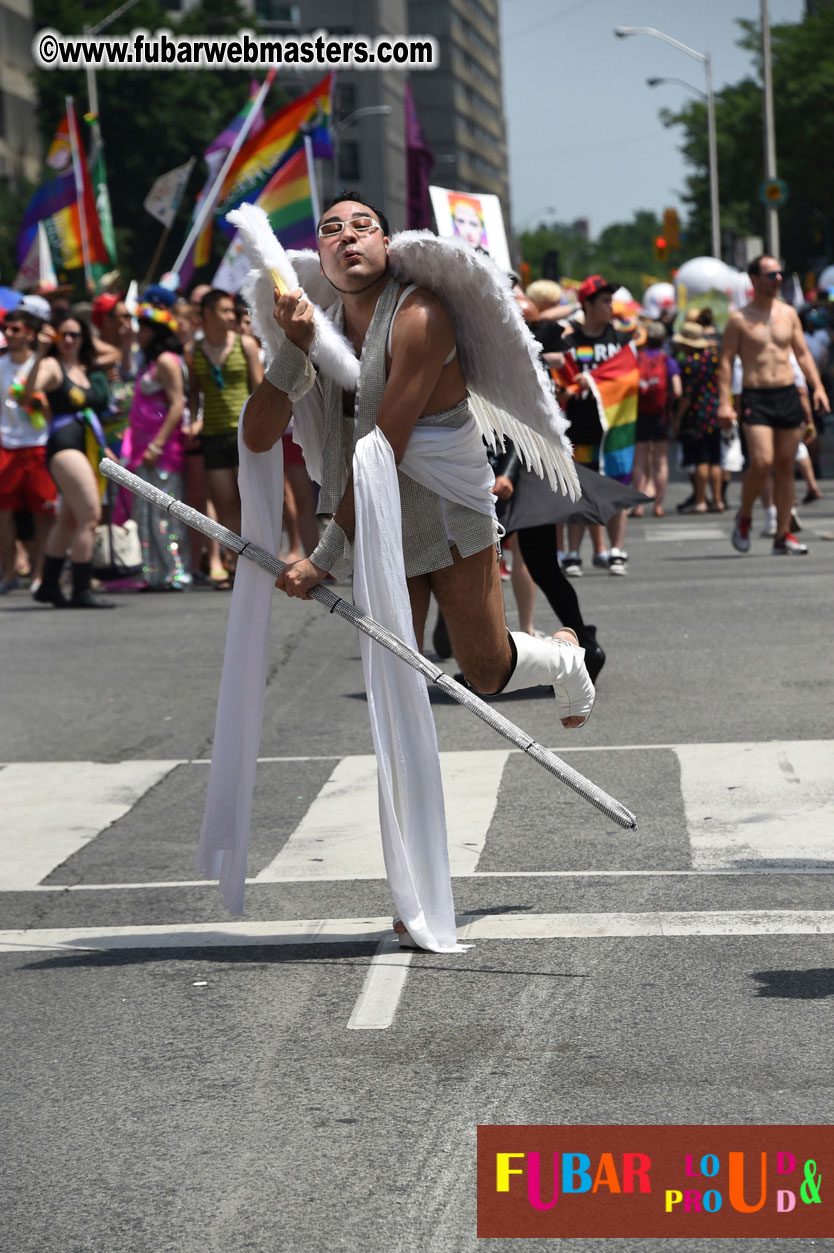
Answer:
[{"left": 269, "top": 268, "right": 289, "bottom": 296}]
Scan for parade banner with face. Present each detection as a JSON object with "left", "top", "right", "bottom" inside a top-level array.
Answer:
[{"left": 429, "top": 186, "right": 511, "bottom": 272}]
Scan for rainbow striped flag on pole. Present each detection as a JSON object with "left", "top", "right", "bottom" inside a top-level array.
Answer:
[
  {"left": 214, "top": 73, "right": 333, "bottom": 226},
  {"left": 17, "top": 100, "right": 109, "bottom": 276},
  {"left": 213, "top": 146, "right": 317, "bottom": 292},
  {"left": 586, "top": 344, "right": 640, "bottom": 480}
]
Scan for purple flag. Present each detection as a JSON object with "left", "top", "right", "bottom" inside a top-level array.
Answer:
[{"left": 404, "top": 82, "right": 434, "bottom": 231}]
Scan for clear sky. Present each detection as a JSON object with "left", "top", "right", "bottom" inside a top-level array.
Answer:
[{"left": 499, "top": 0, "right": 805, "bottom": 235}]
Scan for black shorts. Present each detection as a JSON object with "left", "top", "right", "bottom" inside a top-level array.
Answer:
[
  {"left": 635, "top": 410, "right": 669, "bottom": 443},
  {"left": 45, "top": 416, "right": 86, "bottom": 465},
  {"left": 201, "top": 431, "right": 239, "bottom": 471},
  {"left": 681, "top": 428, "right": 722, "bottom": 467},
  {"left": 740, "top": 385, "right": 804, "bottom": 430}
]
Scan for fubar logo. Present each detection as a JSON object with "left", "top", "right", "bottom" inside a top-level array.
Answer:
[{"left": 477, "top": 1126, "right": 831, "bottom": 1239}]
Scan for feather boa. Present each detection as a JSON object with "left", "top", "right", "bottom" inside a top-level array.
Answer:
[{"left": 227, "top": 203, "right": 359, "bottom": 393}]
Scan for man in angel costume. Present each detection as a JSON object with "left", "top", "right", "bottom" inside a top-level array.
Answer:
[{"left": 196, "top": 195, "right": 595, "bottom": 953}]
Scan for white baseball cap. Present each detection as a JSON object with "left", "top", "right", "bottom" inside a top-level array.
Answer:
[{"left": 19, "top": 294, "right": 52, "bottom": 320}]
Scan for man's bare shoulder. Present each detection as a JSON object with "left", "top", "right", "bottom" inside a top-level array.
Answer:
[{"left": 393, "top": 286, "right": 454, "bottom": 337}]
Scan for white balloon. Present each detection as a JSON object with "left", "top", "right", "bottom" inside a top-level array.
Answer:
[
  {"left": 816, "top": 264, "right": 834, "bottom": 291},
  {"left": 675, "top": 256, "right": 737, "bottom": 298},
  {"left": 642, "top": 282, "right": 676, "bottom": 318}
]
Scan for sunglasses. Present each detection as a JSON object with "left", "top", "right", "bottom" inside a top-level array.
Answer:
[
  {"left": 318, "top": 214, "right": 381, "bottom": 239},
  {"left": 763, "top": 270, "right": 783, "bottom": 279},
  {"left": 209, "top": 363, "right": 225, "bottom": 391},
  {"left": 61, "top": 330, "right": 82, "bottom": 339}
]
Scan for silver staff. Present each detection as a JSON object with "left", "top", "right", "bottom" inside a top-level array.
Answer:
[{"left": 101, "top": 460, "right": 637, "bottom": 830}]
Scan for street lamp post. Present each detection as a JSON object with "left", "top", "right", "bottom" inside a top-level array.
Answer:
[
  {"left": 760, "top": 0, "right": 780, "bottom": 258},
  {"left": 615, "top": 25, "right": 721, "bottom": 260}
]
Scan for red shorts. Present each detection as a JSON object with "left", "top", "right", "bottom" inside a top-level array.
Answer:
[
  {"left": 282, "top": 430, "right": 306, "bottom": 468},
  {"left": 0, "top": 445, "right": 58, "bottom": 513}
]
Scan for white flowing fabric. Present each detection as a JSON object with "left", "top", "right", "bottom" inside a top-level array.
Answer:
[
  {"left": 194, "top": 409, "right": 284, "bottom": 915},
  {"left": 398, "top": 417, "right": 500, "bottom": 523},
  {"left": 351, "top": 422, "right": 499, "bottom": 953},
  {"left": 194, "top": 405, "right": 498, "bottom": 947},
  {"left": 353, "top": 428, "right": 461, "bottom": 952}
]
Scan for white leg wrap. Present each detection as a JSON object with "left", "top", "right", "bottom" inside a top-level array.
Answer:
[{"left": 503, "top": 631, "right": 596, "bottom": 723}]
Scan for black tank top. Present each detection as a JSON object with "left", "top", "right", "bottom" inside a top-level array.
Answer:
[{"left": 46, "top": 366, "right": 93, "bottom": 416}]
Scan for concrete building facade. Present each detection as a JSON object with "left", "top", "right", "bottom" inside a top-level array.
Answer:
[{"left": 0, "top": 0, "right": 42, "bottom": 187}]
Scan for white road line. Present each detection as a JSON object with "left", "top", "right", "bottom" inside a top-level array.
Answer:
[
  {"left": 254, "top": 750, "right": 509, "bottom": 882},
  {"left": 644, "top": 525, "right": 727, "bottom": 542},
  {"left": 0, "top": 761, "right": 181, "bottom": 891},
  {"left": 20, "top": 866, "right": 834, "bottom": 893},
  {"left": 347, "top": 938, "right": 412, "bottom": 1030},
  {"left": 4, "top": 910, "right": 834, "bottom": 954},
  {"left": 677, "top": 741, "right": 834, "bottom": 870}
]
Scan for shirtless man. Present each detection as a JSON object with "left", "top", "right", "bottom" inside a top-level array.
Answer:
[
  {"left": 718, "top": 255, "right": 830, "bottom": 554},
  {"left": 242, "top": 195, "right": 594, "bottom": 728}
]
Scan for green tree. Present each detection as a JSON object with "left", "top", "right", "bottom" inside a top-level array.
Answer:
[
  {"left": 659, "top": 6, "right": 834, "bottom": 272},
  {"left": 520, "top": 209, "right": 676, "bottom": 297},
  {"left": 30, "top": 0, "right": 287, "bottom": 285}
]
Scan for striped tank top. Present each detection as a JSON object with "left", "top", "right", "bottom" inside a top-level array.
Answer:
[{"left": 193, "top": 336, "right": 250, "bottom": 437}]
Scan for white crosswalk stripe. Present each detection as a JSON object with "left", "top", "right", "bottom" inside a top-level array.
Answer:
[
  {"left": 677, "top": 740, "right": 834, "bottom": 869},
  {"left": 0, "top": 760, "right": 181, "bottom": 891},
  {"left": 2, "top": 742, "right": 834, "bottom": 890},
  {"left": 255, "top": 749, "right": 510, "bottom": 882}
]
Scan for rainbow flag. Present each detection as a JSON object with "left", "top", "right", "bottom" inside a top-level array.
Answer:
[
  {"left": 256, "top": 146, "right": 316, "bottom": 250},
  {"left": 18, "top": 102, "right": 108, "bottom": 271},
  {"left": 587, "top": 344, "right": 640, "bottom": 479},
  {"left": 213, "top": 147, "right": 316, "bottom": 292},
  {"left": 191, "top": 77, "right": 274, "bottom": 271},
  {"left": 214, "top": 73, "right": 333, "bottom": 227}
]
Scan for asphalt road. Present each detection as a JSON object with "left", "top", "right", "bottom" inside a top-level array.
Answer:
[{"left": 2, "top": 464, "right": 834, "bottom": 1253}]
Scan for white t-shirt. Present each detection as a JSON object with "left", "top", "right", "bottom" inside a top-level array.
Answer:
[{"left": 0, "top": 352, "right": 46, "bottom": 449}]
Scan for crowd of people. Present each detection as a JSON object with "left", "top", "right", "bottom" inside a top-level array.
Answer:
[
  {"left": 0, "top": 281, "right": 317, "bottom": 605},
  {"left": 1, "top": 250, "right": 831, "bottom": 617},
  {"left": 517, "top": 257, "right": 831, "bottom": 566}
]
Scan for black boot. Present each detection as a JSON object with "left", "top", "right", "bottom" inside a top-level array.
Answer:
[
  {"left": 70, "top": 561, "right": 114, "bottom": 608},
  {"left": 33, "top": 554, "right": 69, "bottom": 607},
  {"left": 432, "top": 609, "right": 452, "bottom": 660},
  {"left": 578, "top": 624, "right": 605, "bottom": 682}
]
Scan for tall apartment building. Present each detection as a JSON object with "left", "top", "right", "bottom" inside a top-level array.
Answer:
[
  {"left": 262, "top": 0, "right": 409, "bottom": 230},
  {"left": 407, "top": 0, "right": 511, "bottom": 227},
  {"left": 0, "top": 0, "right": 41, "bottom": 187},
  {"left": 258, "top": 0, "right": 510, "bottom": 233}
]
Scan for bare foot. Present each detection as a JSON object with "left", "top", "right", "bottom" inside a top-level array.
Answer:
[{"left": 552, "top": 629, "right": 592, "bottom": 728}]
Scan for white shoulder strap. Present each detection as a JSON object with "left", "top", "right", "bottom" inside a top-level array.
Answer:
[{"left": 386, "top": 282, "right": 457, "bottom": 364}]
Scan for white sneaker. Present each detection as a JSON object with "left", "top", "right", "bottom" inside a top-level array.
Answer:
[
  {"left": 608, "top": 548, "right": 628, "bottom": 575},
  {"left": 562, "top": 551, "right": 582, "bottom": 578},
  {"left": 761, "top": 506, "right": 777, "bottom": 538},
  {"left": 592, "top": 551, "right": 610, "bottom": 569}
]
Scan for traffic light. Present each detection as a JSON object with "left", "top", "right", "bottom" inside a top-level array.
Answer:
[
  {"left": 662, "top": 207, "right": 681, "bottom": 250},
  {"left": 654, "top": 235, "right": 668, "bottom": 261}
]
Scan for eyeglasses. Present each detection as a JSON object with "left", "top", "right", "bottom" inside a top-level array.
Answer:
[
  {"left": 318, "top": 214, "right": 381, "bottom": 239},
  {"left": 763, "top": 270, "right": 783, "bottom": 279}
]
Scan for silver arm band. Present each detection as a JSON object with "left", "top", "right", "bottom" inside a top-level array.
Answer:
[
  {"left": 310, "top": 518, "right": 353, "bottom": 580},
  {"left": 264, "top": 336, "right": 316, "bottom": 404}
]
